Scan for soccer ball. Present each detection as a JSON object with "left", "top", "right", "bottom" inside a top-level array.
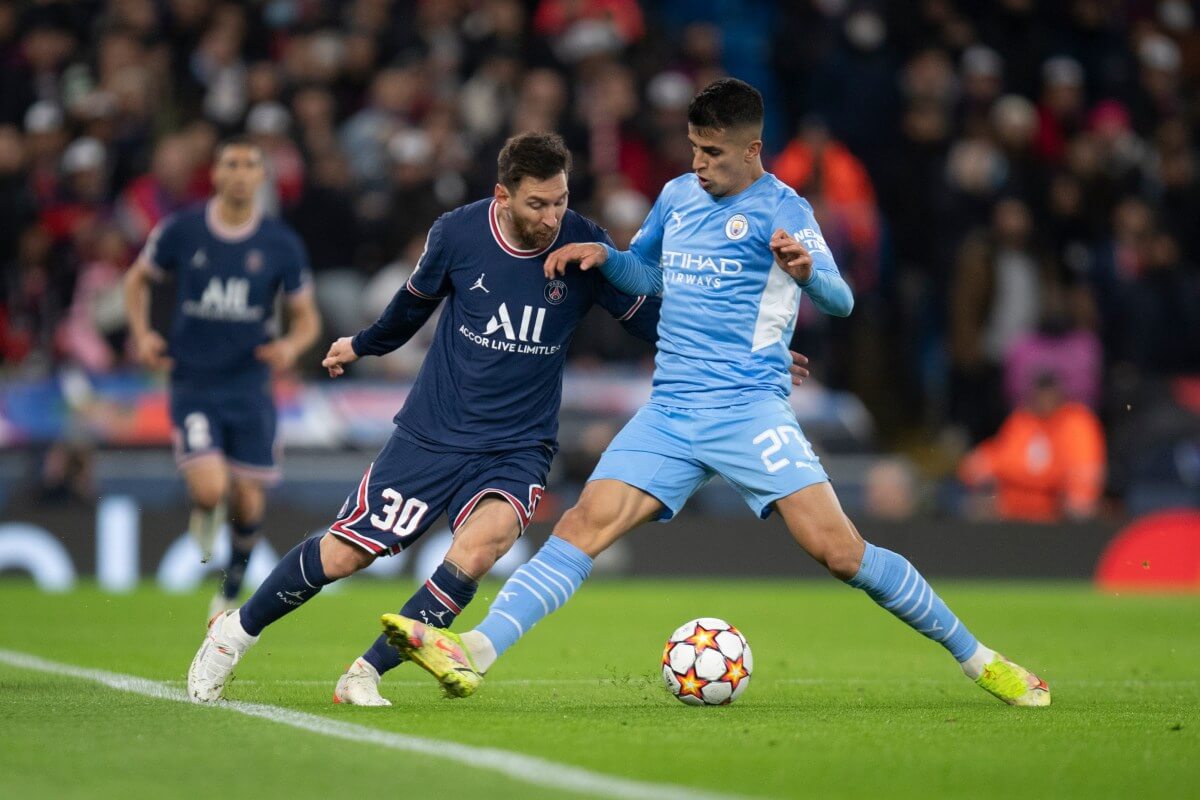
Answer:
[{"left": 661, "top": 617, "right": 752, "bottom": 706}]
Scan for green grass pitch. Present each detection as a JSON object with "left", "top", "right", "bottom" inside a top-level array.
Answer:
[{"left": 1, "top": 579, "right": 1196, "bottom": 799}]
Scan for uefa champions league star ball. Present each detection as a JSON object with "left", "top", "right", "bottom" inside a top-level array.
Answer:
[{"left": 661, "top": 617, "right": 752, "bottom": 706}]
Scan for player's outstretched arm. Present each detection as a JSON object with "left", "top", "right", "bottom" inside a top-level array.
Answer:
[
  {"left": 343, "top": 284, "right": 443, "bottom": 367},
  {"left": 545, "top": 242, "right": 663, "bottom": 296},
  {"left": 322, "top": 337, "right": 357, "bottom": 378},
  {"left": 769, "top": 229, "right": 854, "bottom": 317}
]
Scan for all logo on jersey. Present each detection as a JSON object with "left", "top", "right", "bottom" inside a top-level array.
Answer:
[
  {"left": 181, "top": 276, "right": 264, "bottom": 322},
  {"left": 245, "top": 249, "right": 263, "bottom": 273},
  {"left": 484, "top": 303, "right": 545, "bottom": 342},
  {"left": 459, "top": 302, "right": 560, "bottom": 356},
  {"left": 725, "top": 214, "right": 749, "bottom": 240},
  {"left": 544, "top": 280, "right": 567, "bottom": 305}
]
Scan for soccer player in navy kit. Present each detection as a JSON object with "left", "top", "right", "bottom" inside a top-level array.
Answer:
[
  {"left": 186, "top": 133, "right": 667, "bottom": 703},
  {"left": 124, "top": 137, "right": 321, "bottom": 620}
]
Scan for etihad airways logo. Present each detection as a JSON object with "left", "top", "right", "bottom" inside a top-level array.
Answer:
[
  {"left": 661, "top": 250, "right": 743, "bottom": 290},
  {"left": 459, "top": 303, "right": 560, "bottom": 355}
]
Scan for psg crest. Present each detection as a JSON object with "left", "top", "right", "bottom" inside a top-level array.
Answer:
[
  {"left": 245, "top": 250, "right": 264, "bottom": 273},
  {"left": 544, "top": 279, "right": 567, "bottom": 305}
]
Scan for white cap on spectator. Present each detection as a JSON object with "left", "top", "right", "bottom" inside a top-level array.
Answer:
[
  {"left": 388, "top": 129, "right": 433, "bottom": 165},
  {"left": 1139, "top": 33, "right": 1181, "bottom": 72},
  {"left": 991, "top": 94, "right": 1037, "bottom": 135},
  {"left": 647, "top": 71, "right": 694, "bottom": 111},
  {"left": 24, "top": 101, "right": 64, "bottom": 134},
  {"left": 246, "top": 101, "right": 291, "bottom": 136},
  {"left": 1042, "top": 56, "right": 1084, "bottom": 87},
  {"left": 961, "top": 45, "right": 1002, "bottom": 78},
  {"left": 62, "top": 137, "right": 105, "bottom": 173},
  {"left": 603, "top": 188, "right": 650, "bottom": 229},
  {"left": 556, "top": 19, "right": 623, "bottom": 62}
]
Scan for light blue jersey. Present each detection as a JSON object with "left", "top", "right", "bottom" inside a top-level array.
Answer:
[
  {"left": 592, "top": 171, "right": 854, "bottom": 518},
  {"left": 601, "top": 172, "right": 853, "bottom": 408}
]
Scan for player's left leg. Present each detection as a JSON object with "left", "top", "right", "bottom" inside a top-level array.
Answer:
[
  {"left": 708, "top": 397, "right": 1049, "bottom": 707},
  {"left": 207, "top": 476, "right": 267, "bottom": 618},
  {"left": 340, "top": 497, "right": 522, "bottom": 706},
  {"left": 774, "top": 483, "right": 1049, "bottom": 706}
]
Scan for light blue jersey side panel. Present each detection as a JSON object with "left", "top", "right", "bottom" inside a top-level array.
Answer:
[{"left": 643, "top": 173, "right": 843, "bottom": 408}]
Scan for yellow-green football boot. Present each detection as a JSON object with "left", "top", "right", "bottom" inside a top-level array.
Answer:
[{"left": 381, "top": 614, "right": 482, "bottom": 698}]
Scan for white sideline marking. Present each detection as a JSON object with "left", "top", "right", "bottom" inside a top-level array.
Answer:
[{"left": 0, "top": 649, "right": 749, "bottom": 800}]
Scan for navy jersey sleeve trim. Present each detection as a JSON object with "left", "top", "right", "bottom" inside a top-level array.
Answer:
[{"left": 405, "top": 278, "right": 444, "bottom": 301}]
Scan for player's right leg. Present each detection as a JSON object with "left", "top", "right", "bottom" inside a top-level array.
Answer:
[{"left": 172, "top": 391, "right": 231, "bottom": 564}]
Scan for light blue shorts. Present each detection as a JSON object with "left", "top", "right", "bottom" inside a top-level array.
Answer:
[{"left": 589, "top": 397, "right": 829, "bottom": 520}]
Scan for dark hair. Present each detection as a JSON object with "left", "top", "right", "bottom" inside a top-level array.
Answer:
[
  {"left": 687, "top": 78, "right": 764, "bottom": 133},
  {"left": 497, "top": 132, "right": 572, "bottom": 189},
  {"left": 215, "top": 135, "right": 263, "bottom": 160}
]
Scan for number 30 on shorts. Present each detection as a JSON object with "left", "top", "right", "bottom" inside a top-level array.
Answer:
[
  {"left": 753, "top": 425, "right": 817, "bottom": 474},
  {"left": 370, "top": 488, "right": 429, "bottom": 535}
]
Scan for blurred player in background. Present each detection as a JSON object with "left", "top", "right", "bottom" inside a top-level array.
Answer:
[
  {"left": 389, "top": 79, "right": 1051, "bottom": 709},
  {"left": 124, "top": 137, "right": 321, "bottom": 619}
]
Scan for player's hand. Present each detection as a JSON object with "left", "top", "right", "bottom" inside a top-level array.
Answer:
[
  {"left": 770, "top": 228, "right": 814, "bottom": 284},
  {"left": 321, "top": 336, "right": 358, "bottom": 378},
  {"left": 132, "top": 330, "right": 172, "bottom": 371},
  {"left": 789, "top": 350, "right": 810, "bottom": 386},
  {"left": 255, "top": 339, "right": 298, "bottom": 373},
  {"left": 543, "top": 243, "right": 608, "bottom": 279}
]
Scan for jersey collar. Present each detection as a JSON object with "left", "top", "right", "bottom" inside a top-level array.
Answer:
[
  {"left": 489, "top": 200, "right": 560, "bottom": 259},
  {"left": 205, "top": 199, "right": 263, "bottom": 243}
]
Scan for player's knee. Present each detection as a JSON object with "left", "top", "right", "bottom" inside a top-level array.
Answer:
[
  {"left": 318, "top": 534, "right": 374, "bottom": 579},
  {"left": 553, "top": 503, "right": 611, "bottom": 555},
  {"left": 453, "top": 541, "right": 504, "bottom": 580},
  {"left": 190, "top": 482, "right": 226, "bottom": 512},
  {"left": 823, "top": 541, "right": 865, "bottom": 581}
]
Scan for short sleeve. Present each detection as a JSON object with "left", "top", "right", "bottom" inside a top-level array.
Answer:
[
  {"left": 406, "top": 215, "right": 453, "bottom": 299},
  {"left": 138, "top": 215, "right": 184, "bottom": 279},
  {"left": 280, "top": 229, "right": 313, "bottom": 295}
]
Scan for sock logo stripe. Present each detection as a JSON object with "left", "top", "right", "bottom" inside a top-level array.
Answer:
[
  {"left": 425, "top": 580, "right": 463, "bottom": 615},
  {"left": 298, "top": 540, "right": 317, "bottom": 590},
  {"left": 528, "top": 560, "right": 577, "bottom": 590},
  {"left": 506, "top": 579, "right": 550, "bottom": 615},
  {"left": 526, "top": 562, "right": 571, "bottom": 601},
  {"left": 890, "top": 564, "right": 918, "bottom": 609},
  {"left": 518, "top": 567, "right": 564, "bottom": 608}
]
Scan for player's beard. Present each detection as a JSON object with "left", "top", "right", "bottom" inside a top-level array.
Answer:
[{"left": 512, "top": 214, "right": 559, "bottom": 250}]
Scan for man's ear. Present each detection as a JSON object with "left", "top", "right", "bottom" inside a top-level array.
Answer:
[
  {"left": 746, "top": 138, "right": 763, "bottom": 162},
  {"left": 494, "top": 183, "right": 510, "bottom": 207}
]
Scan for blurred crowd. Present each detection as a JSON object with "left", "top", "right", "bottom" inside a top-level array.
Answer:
[{"left": 1, "top": 0, "right": 1199, "bottom": 519}]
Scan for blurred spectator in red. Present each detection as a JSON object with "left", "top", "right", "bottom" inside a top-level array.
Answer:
[
  {"left": 246, "top": 101, "right": 305, "bottom": 212},
  {"left": 55, "top": 225, "right": 130, "bottom": 373},
  {"left": 114, "top": 133, "right": 201, "bottom": 245},
  {"left": 773, "top": 116, "right": 881, "bottom": 293},
  {"left": 533, "top": 0, "right": 644, "bottom": 45},
  {"left": 1034, "top": 56, "right": 1086, "bottom": 165},
  {"left": 41, "top": 137, "right": 110, "bottom": 247},
  {"left": 959, "top": 371, "right": 1106, "bottom": 522}
]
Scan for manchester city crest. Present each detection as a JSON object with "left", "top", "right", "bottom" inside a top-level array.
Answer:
[
  {"left": 545, "top": 279, "right": 567, "bottom": 305},
  {"left": 725, "top": 214, "right": 749, "bottom": 240}
]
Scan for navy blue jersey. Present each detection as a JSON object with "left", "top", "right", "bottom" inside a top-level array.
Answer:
[
  {"left": 140, "top": 201, "right": 311, "bottom": 393},
  {"left": 360, "top": 198, "right": 658, "bottom": 454}
]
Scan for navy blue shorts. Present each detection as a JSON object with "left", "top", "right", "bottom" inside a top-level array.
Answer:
[
  {"left": 328, "top": 429, "right": 551, "bottom": 556},
  {"left": 170, "top": 386, "right": 280, "bottom": 484}
]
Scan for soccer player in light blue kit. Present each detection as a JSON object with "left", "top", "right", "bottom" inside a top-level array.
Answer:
[{"left": 386, "top": 79, "right": 1050, "bottom": 707}]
